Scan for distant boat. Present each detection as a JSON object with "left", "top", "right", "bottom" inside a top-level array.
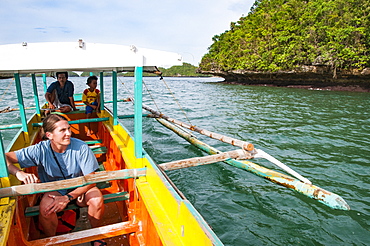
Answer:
[{"left": 0, "top": 40, "right": 349, "bottom": 245}]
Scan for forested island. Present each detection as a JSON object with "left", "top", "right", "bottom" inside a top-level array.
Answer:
[
  {"left": 199, "top": 0, "right": 370, "bottom": 91},
  {"left": 123, "top": 62, "right": 209, "bottom": 77}
]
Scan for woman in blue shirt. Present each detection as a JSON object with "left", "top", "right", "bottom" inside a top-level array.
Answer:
[{"left": 6, "top": 114, "right": 104, "bottom": 241}]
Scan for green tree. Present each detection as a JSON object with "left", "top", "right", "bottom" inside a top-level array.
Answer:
[{"left": 199, "top": 0, "right": 370, "bottom": 74}]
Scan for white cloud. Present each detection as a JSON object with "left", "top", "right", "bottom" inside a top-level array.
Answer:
[{"left": 0, "top": 0, "right": 254, "bottom": 65}]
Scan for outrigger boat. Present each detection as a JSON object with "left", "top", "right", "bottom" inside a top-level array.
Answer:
[{"left": 0, "top": 41, "right": 349, "bottom": 246}]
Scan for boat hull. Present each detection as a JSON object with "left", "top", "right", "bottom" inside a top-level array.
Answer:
[{"left": 1, "top": 109, "right": 221, "bottom": 245}]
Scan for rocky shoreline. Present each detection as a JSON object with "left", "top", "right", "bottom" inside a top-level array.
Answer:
[
  {"left": 201, "top": 66, "right": 370, "bottom": 92},
  {"left": 222, "top": 81, "right": 370, "bottom": 92}
]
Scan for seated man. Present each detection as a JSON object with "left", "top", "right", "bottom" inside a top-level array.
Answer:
[
  {"left": 45, "top": 72, "right": 77, "bottom": 113},
  {"left": 6, "top": 114, "right": 105, "bottom": 245}
]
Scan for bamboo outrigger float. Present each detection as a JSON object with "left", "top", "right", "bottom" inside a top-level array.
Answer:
[{"left": 0, "top": 40, "right": 349, "bottom": 246}]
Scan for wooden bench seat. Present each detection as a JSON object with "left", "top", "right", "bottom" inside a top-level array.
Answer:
[
  {"left": 85, "top": 139, "right": 103, "bottom": 145},
  {"left": 90, "top": 146, "right": 107, "bottom": 155},
  {"left": 25, "top": 191, "right": 129, "bottom": 217}
]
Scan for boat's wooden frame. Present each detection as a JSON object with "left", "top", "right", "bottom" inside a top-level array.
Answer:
[
  {"left": 0, "top": 41, "right": 223, "bottom": 245},
  {"left": 0, "top": 41, "right": 350, "bottom": 246}
]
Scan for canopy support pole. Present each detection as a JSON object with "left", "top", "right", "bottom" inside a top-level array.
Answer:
[
  {"left": 112, "top": 71, "right": 118, "bottom": 126},
  {"left": 0, "top": 131, "right": 9, "bottom": 179},
  {"left": 134, "top": 66, "right": 143, "bottom": 159},
  {"left": 14, "top": 73, "right": 29, "bottom": 144},
  {"left": 31, "top": 74, "right": 41, "bottom": 116},
  {"left": 42, "top": 73, "right": 47, "bottom": 94},
  {"left": 99, "top": 72, "right": 105, "bottom": 112}
]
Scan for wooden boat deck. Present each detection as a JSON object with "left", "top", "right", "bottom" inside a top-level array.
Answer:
[{"left": 6, "top": 110, "right": 161, "bottom": 245}]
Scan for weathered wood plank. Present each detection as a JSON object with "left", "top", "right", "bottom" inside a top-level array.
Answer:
[
  {"left": 0, "top": 168, "right": 146, "bottom": 198},
  {"left": 158, "top": 149, "right": 251, "bottom": 171},
  {"left": 28, "top": 221, "right": 139, "bottom": 245}
]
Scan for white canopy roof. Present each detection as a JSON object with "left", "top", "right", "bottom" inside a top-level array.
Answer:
[{"left": 0, "top": 40, "right": 182, "bottom": 74}]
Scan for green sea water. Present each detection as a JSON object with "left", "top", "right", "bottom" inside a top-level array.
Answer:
[{"left": 0, "top": 76, "right": 368, "bottom": 245}]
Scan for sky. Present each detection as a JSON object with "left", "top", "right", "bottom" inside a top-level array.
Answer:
[{"left": 0, "top": 0, "right": 255, "bottom": 65}]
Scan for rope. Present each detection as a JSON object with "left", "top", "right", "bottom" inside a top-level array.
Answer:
[
  {"left": 0, "top": 79, "right": 13, "bottom": 102},
  {"left": 118, "top": 77, "right": 134, "bottom": 100},
  {"left": 118, "top": 75, "right": 192, "bottom": 127},
  {"left": 160, "top": 77, "right": 192, "bottom": 126},
  {"left": 143, "top": 80, "right": 161, "bottom": 113}
]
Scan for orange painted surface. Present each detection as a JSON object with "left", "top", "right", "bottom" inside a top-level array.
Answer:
[{"left": 6, "top": 112, "right": 162, "bottom": 246}]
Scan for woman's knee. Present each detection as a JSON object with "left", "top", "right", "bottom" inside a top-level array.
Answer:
[
  {"left": 87, "top": 195, "right": 104, "bottom": 209},
  {"left": 39, "top": 193, "right": 56, "bottom": 217}
]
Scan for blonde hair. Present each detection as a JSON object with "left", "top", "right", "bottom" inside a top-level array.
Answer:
[{"left": 41, "top": 114, "right": 68, "bottom": 139}]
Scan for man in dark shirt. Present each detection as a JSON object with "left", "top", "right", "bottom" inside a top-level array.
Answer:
[{"left": 45, "top": 72, "right": 77, "bottom": 113}]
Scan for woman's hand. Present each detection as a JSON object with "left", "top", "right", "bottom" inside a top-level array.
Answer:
[
  {"left": 46, "top": 194, "right": 70, "bottom": 215},
  {"left": 16, "top": 170, "right": 39, "bottom": 184}
]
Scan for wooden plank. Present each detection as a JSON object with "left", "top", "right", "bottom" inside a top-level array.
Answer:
[
  {"left": 0, "top": 198, "right": 16, "bottom": 245},
  {"left": 28, "top": 221, "right": 139, "bottom": 246},
  {"left": 158, "top": 149, "right": 251, "bottom": 171},
  {"left": 1, "top": 149, "right": 250, "bottom": 198},
  {"left": 0, "top": 168, "right": 146, "bottom": 198}
]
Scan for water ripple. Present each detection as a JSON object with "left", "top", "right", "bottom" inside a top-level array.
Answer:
[{"left": 1, "top": 77, "right": 369, "bottom": 246}]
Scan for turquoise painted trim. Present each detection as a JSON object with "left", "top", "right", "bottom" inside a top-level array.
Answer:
[
  {"left": 118, "top": 114, "right": 149, "bottom": 119},
  {"left": 112, "top": 71, "right": 118, "bottom": 126},
  {"left": 0, "top": 124, "right": 22, "bottom": 130},
  {"left": 73, "top": 93, "right": 83, "bottom": 101},
  {"left": 0, "top": 131, "right": 9, "bottom": 178},
  {"left": 100, "top": 72, "right": 105, "bottom": 110},
  {"left": 32, "top": 117, "right": 110, "bottom": 127},
  {"left": 105, "top": 99, "right": 128, "bottom": 103},
  {"left": 31, "top": 74, "right": 41, "bottom": 115},
  {"left": 25, "top": 191, "right": 129, "bottom": 217},
  {"left": 134, "top": 66, "right": 143, "bottom": 158},
  {"left": 14, "top": 73, "right": 28, "bottom": 135},
  {"left": 42, "top": 73, "right": 47, "bottom": 94},
  {"left": 183, "top": 201, "right": 225, "bottom": 246},
  {"left": 84, "top": 139, "right": 103, "bottom": 145}
]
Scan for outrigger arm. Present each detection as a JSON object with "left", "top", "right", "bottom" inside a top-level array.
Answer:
[
  {"left": 141, "top": 103, "right": 312, "bottom": 184},
  {"left": 0, "top": 149, "right": 251, "bottom": 198},
  {"left": 155, "top": 118, "right": 350, "bottom": 211}
]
